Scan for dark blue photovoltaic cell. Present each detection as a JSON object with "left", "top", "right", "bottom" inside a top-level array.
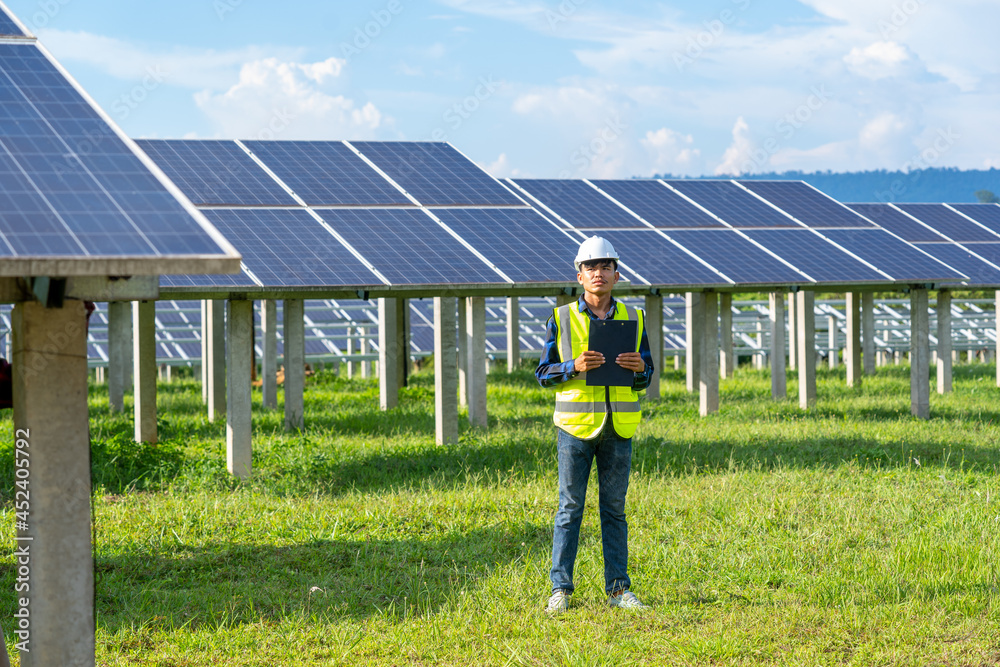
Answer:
[
  {"left": 820, "top": 229, "right": 965, "bottom": 282},
  {"left": 741, "top": 230, "right": 885, "bottom": 283},
  {"left": 243, "top": 140, "right": 410, "bottom": 206},
  {"left": 316, "top": 209, "right": 504, "bottom": 284},
  {"left": 956, "top": 243, "right": 1000, "bottom": 276},
  {"left": 739, "top": 180, "right": 875, "bottom": 228},
  {"left": 596, "top": 230, "right": 727, "bottom": 286},
  {"left": 433, "top": 208, "right": 582, "bottom": 283},
  {"left": 0, "top": 9, "right": 25, "bottom": 37},
  {"left": 912, "top": 243, "right": 1000, "bottom": 286},
  {"left": 202, "top": 209, "right": 382, "bottom": 286},
  {"left": 846, "top": 203, "right": 946, "bottom": 242},
  {"left": 895, "top": 204, "right": 1000, "bottom": 242},
  {"left": 351, "top": 141, "right": 522, "bottom": 206},
  {"left": 666, "top": 230, "right": 808, "bottom": 284},
  {"left": 513, "top": 179, "right": 644, "bottom": 228},
  {"left": 160, "top": 271, "right": 255, "bottom": 288},
  {"left": 589, "top": 179, "right": 726, "bottom": 228},
  {"left": 950, "top": 204, "right": 1000, "bottom": 236},
  {"left": 666, "top": 180, "right": 798, "bottom": 228},
  {"left": 0, "top": 44, "right": 227, "bottom": 258},
  {"left": 137, "top": 139, "right": 296, "bottom": 206}
]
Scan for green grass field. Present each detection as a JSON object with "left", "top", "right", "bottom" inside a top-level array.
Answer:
[{"left": 2, "top": 360, "right": 1000, "bottom": 665}]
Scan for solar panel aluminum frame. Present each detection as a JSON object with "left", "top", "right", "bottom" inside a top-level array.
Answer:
[{"left": 0, "top": 35, "right": 241, "bottom": 278}]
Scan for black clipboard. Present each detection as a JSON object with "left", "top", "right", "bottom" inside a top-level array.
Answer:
[{"left": 586, "top": 319, "right": 637, "bottom": 387}]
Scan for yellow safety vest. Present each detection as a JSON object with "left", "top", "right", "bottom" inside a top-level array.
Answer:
[{"left": 552, "top": 301, "right": 644, "bottom": 440}]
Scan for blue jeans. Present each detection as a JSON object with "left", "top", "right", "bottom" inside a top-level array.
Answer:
[{"left": 550, "top": 425, "right": 632, "bottom": 595}]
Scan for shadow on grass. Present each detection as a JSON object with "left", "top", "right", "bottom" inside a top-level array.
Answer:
[{"left": 83, "top": 522, "right": 551, "bottom": 634}]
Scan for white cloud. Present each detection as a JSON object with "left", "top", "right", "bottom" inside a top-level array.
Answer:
[
  {"left": 641, "top": 128, "right": 700, "bottom": 175},
  {"left": 714, "top": 117, "right": 753, "bottom": 175},
  {"left": 843, "top": 41, "right": 911, "bottom": 79},
  {"left": 485, "top": 152, "right": 525, "bottom": 178},
  {"left": 194, "top": 57, "right": 385, "bottom": 140}
]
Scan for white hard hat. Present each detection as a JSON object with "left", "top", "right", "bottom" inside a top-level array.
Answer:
[{"left": 574, "top": 236, "right": 620, "bottom": 271}]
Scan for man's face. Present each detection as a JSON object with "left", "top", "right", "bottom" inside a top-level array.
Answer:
[{"left": 577, "top": 260, "right": 619, "bottom": 296}]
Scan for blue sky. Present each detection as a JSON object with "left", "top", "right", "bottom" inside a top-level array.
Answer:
[{"left": 6, "top": 0, "right": 998, "bottom": 178}]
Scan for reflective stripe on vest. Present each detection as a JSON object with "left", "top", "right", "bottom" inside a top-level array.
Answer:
[{"left": 552, "top": 300, "right": 644, "bottom": 440}]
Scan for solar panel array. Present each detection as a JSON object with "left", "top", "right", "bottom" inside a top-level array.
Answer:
[
  {"left": 0, "top": 33, "right": 238, "bottom": 276},
  {"left": 846, "top": 203, "right": 1000, "bottom": 287}
]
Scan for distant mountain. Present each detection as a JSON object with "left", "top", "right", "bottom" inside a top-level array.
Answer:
[{"left": 650, "top": 167, "right": 1000, "bottom": 203}]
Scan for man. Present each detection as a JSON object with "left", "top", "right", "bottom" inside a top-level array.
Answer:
[{"left": 535, "top": 236, "right": 654, "bottom": 614}]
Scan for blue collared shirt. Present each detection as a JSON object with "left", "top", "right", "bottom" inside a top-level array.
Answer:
[{"left": 535, "top": 296, "right": 654, "bottom": 391}]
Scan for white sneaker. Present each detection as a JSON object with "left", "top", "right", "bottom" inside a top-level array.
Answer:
[
  {"left": 546, "top": 589, "right": 571, "bottom": 614},
  {"left": 607, "top": 590, "right": 647, "bottom": 609}
]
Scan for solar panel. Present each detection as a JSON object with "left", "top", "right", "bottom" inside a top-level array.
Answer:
[
  {"left": 351, "top": 141, "right": 522, "bottom": 206},
  {"left": 665, "top": 230, "right": 808, "bottom": 284},
  {"left": 950, "top": 204, "right": 1000, "bottom": 235},
  {"left": 202, "top": 209, "right": 382, "bottom": 286},
  {"left": 512, "top": 179, "right": 644, "bottom": 228},
  {"left": 819, "top": 229, "right": 966, "bottom": 282},
  {"left": 595, "top": 230, "right": 727, "bottom": 286},
  {"left": 242, "top": 140, "right": 411, "bottom": 206},
  {"left": 0, "top": 8, "right": 25, "bottom": 37},
  {"left": 739, "top": 180, "right": 875, "bottom": 228},
  {"left": 432, "top": 208, "right": 583, "bottom": 283},
  {"left": 846, "top": 203, "right": 947, "bottom": 242},
  {"left": 589, "top": 179, "right": 726, "bottom": 228},
  {"left": 912, "top": 243, "right": 1000, "bottom": 286},
  {"left": 137, "top": 139, "right": 296, "bottom": 206},
  {"left": 0, "top": 43, "right": 236, "bottom": 271},
  {"left": 665, "top": 180, "right": 798, "bottom": 228},
  {"left": 160, "top": 271, "right": 255, "bottom": 288},
  {"left": 741, "top": 230, "right": 885, "bottom": 283},
  {"left": 956, "top": 243, "right": 1000, "bottom": 275},
  {"left": 894, "top": 204, "right": 1000, "bottom": 242},
  {"left": 315, "top": 208, "right": 505, "bottom": 284}
]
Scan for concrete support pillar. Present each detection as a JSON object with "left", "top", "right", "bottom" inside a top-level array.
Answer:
[
  {"left": 107, "top": 300, "right": 132, "bottom": 413},
  {"left": 506, "top": 296, "right": 520, "bottom": 373},
  {"left": 378, "top": 298, "right": 400, "bottom": 410},
  {"left": 769, "top": 291, "right": 786, "bottom": 399},
  {"left": 226, "top": 300, "right": 253, "bottom": 478},
  {"left": 457, "top": 297, "right": 468, "bottom": 407},
  {"left": 260, "top": 299, "right": 278, "bottom": 409},
  {"left": 206, "top": 300, "right": 226, "bottom": 422},
  {"left": 346, "top": 329, "right": 356, "bottom": 379},
  {"left": 434, "top": 296, "right": 459, "bottom": 445},
  {"left": 644, "top": 294, "right": 663, "bottom": 400},
  {"left": 862, "top": 292, "right": 876, "bottom": 375},
  {"left": 201, "top": 300, "right": 208, "bottom": 404},
  {"left": 846, "top": 292, "right": 862, "bottom": 387},
  {"left": 674, "top": 352, "right": 682, "bottom": 371},
  {"left": 827, "top": 315, "right": 839, "bottom": 369},
  {"left": 466, "top": 296, "right": 488, "bottom": 428},
  {"left": 936, "top": 290, "right": 952, "bottom": 394},
  {"left": 699, "top": 291, "right": 719, "bottom": 416},
  {"left": 360, "top": 326, "right": 371, "bottom": 379},
  {"left": 13, "top": 301, "right": 94, "bottom": 666},
  {"left": 133, "top": 300, "right": 157, "bottom": 444},
  {"left": 283, "top": 299, "right": 305, "bottom": 431},
  {"left": 719, "top": 292, "right": 734, "bottom": 379},
  {"left": 754, "top": 317, "right": 765, "bottom": 370},
  {"left": 397, "top": 298, "right": 409, "bottom": 387},
  {"left": 685, "top": 292, "right": 703, "bottom": 393},
  {"left": 797, "top": 291, "right": 816, "bottom": 409},
  {"left": 910, "top": 288, "right": 931, "bottom": 419},
  {"left": 787, "top": 292, "right": 797, "bottom": 371}
]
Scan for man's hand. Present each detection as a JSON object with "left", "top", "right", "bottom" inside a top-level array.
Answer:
[
  {"left": 574, "top": 350, "right": 605, "bottom": 373},
  {"left": 616, "top": 351, "right": 645, "bottom": 373}
]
